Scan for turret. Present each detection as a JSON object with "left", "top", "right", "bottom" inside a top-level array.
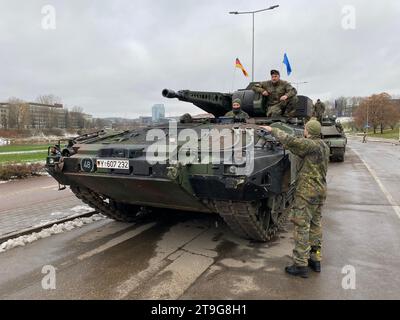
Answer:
[{"left": 162, "top": 84, "right": 312, "bottom": 118}]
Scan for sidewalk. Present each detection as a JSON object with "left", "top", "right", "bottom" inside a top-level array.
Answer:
[
  {"left": 0, "top": 198, "right": 93, "bottom": 237},
  {"left": 0, "top": 149, "right": 47, "bottom": 155},
  {"left": 0, "top": 176, "right": 93, "bottom": 238},
  {"left": 348, "top": 134, "right": 400, "bottom": 145}
]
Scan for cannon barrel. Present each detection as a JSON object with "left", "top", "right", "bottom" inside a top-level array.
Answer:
[
  {"left": 162, "top": 88, "right": 233, "bottom": 117},
  {"left": 162, "top": 87, "right": 313, "bottom": 118},
  {"left": 162, "top": 89, "right": 180, "bottom": 99}
]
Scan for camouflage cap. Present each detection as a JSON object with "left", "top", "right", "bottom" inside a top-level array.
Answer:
[
  {"left": 180, "top": 113, "right": 193, "bottom": 123},
  {"left": 270, "top": 69, "right": 280, "bottom": 76},
  {"left": 232, "top": 98, "right": 242, "bottom": 106},
  {"left": 306, "top": 118, "right": 322, "bottom": 137}
]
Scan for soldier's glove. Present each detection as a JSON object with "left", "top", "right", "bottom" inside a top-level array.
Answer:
[
  {"left": 257, "top": 129, "right": 270, "bottom": 137},
  {"left": 256, "top": 129, "right": 276, "bottom": 148}
]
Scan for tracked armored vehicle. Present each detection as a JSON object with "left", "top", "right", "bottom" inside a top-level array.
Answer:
[
  {"left": 321, "top": 116, "right": 347, "bottom": 162},
  {"left": 46, "top": 84, "right": 312, "bottom": 241}
]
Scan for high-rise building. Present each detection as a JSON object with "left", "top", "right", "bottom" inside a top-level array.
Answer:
[{"left": 152, "top": 104, "right": 165, "bottom": 123}]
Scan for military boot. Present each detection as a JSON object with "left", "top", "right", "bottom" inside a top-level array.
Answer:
[
  {"left": 308, "top": 259, "right": 321, "bottom": 273},
  {"left": 285, "top": 264, "right": 309, "bottom": 278},
  {"left": 309, "top": 247, "right": 321, "bottom": 272}
]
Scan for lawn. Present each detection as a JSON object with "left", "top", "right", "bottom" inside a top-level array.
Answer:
[
  {"left": 0, "top": 151, "right": 48, "bottom": 164},
  {"left": 0, "top": 144, "right": 49, "bottom": 153},
  {"left": 367, "top": 128, "right": 400, "bottom": 140}
]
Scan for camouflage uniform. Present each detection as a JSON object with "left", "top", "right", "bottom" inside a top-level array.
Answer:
[
  {"left": 271, "top": 126, "right": 330, "bottom": 266},
  {"left": 225, "top": 110, "right": 250, "bottom": 121},
  {"left": 252, "top": 80, "right": 298, "bottom": 117},
  {"left": 336, "top": 121, "right": 344, "bottom": 134},
  {"left": 313, "top": 101, "right": 326, "bottom": 123},
  {"left": 362, "top": 131, "right": 367, "bottom": 143}
]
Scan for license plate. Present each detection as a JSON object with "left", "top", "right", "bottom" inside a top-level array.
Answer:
[{"left": 96, "top": 159, "right": 129, "bottom": 170}]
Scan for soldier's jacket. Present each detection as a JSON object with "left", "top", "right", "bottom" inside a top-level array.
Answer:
[
  {"left": 313, "top": 102, "right": 326, "bottom": 116},
  {"left": 336, "top": 122, "right": 344, "bottom": 133},
  {"left": 271, "top": 128, "right": 330, "bottom": 204},
  {"left": 225, "top": 110, "right": 250, "bottom": 120},
  {"left": 252, "top": 80, "right": 297, "bottom": 106}
]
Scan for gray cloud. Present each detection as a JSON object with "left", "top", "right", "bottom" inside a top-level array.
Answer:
[{"left": 0, "top": 0, "right": 399, "bottom": 118}]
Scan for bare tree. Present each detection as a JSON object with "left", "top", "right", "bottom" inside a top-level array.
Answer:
[
  {"left": 36, "top": 94, "right": 62, "bottom": 106},
  {"left": 385, "top": 101, "right": 400, "bottom": 130},
  {"left": 7, "top": 97, "right": 30, "bottom": 130},
  {"left": 353, "top": 93, "right": 392, "bottom": 133}
]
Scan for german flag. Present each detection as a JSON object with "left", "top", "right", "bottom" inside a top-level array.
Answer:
[{"left": 235, "top": 58, "right": 249, "bottom": 77}]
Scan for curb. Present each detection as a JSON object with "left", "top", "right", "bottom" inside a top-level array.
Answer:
[
  {"left": 349, "top": 136, "right": 400, "bottom": 146},
  {"left": 0, "top": 211, "right": 97, "bottom": 243}
]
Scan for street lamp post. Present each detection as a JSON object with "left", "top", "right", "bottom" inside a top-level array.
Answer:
[
  {"left": 291, "top": 81, "right": 308, "bottom": 91},
  {"left": 229, "top": 5, "right": 279, "bottom": 82}
]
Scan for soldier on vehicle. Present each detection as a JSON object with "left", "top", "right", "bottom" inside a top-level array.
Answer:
[
  {"left": 252, "top": 70, "right": 298, "bottom": 118},
  {"left": 225, "top": 98, "right": 249, "bottom": 121},
  {"left": 313, "top": 99, "right": 326, "bottom": 123},
  {"left": 335, "top": 120, "right": 344, "bottom": 134},
  {"left": 50, "top": 146, "right": 61, "bottom": 156},
  {"left": 180, "top": 113, "right": 193, "bottom": 124},
  {"left": 260, "top": 118, "right": 329, "bottom": 278}
]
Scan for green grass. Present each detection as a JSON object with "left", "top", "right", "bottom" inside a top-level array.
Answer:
[
  {"left": 0, "top": 151, "right": 48, "bottom": 164},
  {"left": 0, "top": 144, "right": 49, "bottom": 153},
  {"left": 367, "top": 128, "right": 400, "bottom": 140}
]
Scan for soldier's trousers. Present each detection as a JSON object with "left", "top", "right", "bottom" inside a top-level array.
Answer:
[
  {"left": 289, "top": 196, "right": 323, "bottom": 266},
  {"left": 266, "top": 97, "right": 298, "bottom": 118}
]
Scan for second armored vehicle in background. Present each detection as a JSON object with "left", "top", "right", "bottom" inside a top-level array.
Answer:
[{"left": 321, "top": 116, "right": 347, "bottom": 162}]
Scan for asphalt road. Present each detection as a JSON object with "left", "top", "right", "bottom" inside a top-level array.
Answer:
[{"left": 0, "top": 138, "right": 399, "bottom": 299}]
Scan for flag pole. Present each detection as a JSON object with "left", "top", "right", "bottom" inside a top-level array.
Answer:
[{"left": 231, "top": 64, "right": 237, "bottom": 93}]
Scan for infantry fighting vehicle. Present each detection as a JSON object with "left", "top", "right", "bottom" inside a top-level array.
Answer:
[
  {"left": 46, "top": 84, "right": 312, "bottom": 241},
  {"left": 321, "top": 116, "right": 347, "bottom": 162}
]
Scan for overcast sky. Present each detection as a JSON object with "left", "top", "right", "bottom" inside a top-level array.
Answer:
[{"left": 1, "top": 0, "right": 399, "bottom": 118}]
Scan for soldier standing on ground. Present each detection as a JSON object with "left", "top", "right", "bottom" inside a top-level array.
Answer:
[
  {"left": 225, "top": 98, "right": 249, "bottom": 121},
  {"left": 252, "top": 70, "right": 298, "bottom": 118},
  {"left": 362, "top": 130, "right": 367, "bottom": 143},
  {"left": 313, "top": 99, "right": 326, "bottom": 123},
  {"left": 260, "top": 118, "right": 330, "bottom": 278}
]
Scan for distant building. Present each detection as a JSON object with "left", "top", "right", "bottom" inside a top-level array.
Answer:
[
  {"left": 0, "top": 101, "right": 93, "bottom": 129},
  {"left": 139, "top": 116, "right": 152, "bottom": 125},
  {"left": 28, "top": 102, "right": 66, "bottom": 129},
  {"left": 344, "top": 98, "right": 360, "bottom": 117},
  {"left": 335, "top": 98, "right": 362, "bottom": 117},
  {"left": 0, "top": 104, "right": 9, "bottom": 129},
  {"left": 152, "top": 104, "right": 165, "bottom": 123}
]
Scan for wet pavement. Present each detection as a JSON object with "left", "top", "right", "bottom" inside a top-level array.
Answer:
[{"left": 0, "top": 139, "right": 399, "bottom": 299}]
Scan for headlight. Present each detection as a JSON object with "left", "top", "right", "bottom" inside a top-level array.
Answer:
[
  {"left": 229, "top": 166, "right": 237, "bottom": 174},
  {"left": 49, "top": 158, "right": 55, "bottom": 164}
]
